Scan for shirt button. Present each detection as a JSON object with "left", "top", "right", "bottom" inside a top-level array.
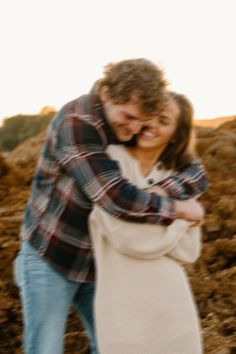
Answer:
[{"left": 147, "top": 178, "right": 155, "bottom": 185}]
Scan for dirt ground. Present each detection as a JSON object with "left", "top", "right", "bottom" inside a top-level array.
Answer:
[{"left": 0, "top": 120, "right": 235, "bottom": 353}]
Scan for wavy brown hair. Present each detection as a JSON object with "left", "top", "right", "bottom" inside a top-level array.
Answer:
[
  {"left": 93, "top": 58, "right": 167, "bottom": 115},
  {"left": 160, "top": 92, "right": 195, "bottom": 171}
]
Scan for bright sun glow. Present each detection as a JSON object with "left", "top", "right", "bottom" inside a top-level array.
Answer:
[{"left": 0, "top": 0, "right": 235, "bottom": 125}]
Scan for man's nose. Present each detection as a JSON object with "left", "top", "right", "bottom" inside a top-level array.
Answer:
[{"left": 129, "top": 120, "right": 143, "bottom": 134}]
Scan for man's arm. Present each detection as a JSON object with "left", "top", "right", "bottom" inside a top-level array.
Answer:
[
  {"left": 156, "top": 160, "right": 208, "bottom": 200},
  {"left": 145, "top": 184, "right": 205, "bottom": 223},
  {"left": 53, "top": 114, "right": 175, "bottom": 226}
]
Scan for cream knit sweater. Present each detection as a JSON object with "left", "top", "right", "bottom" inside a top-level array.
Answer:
[{"left": 90, "top": 145, "right": 203, "bottom": 354}]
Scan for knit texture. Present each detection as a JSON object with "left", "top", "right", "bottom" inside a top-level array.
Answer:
[{"left": 90, "top": 145, "right": 203, "bottom": 354}]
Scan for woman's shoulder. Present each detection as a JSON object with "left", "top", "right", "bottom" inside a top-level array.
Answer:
[
  {"left": 106, "top": 144, "right": 132, "bottom": 161},
  {"left": 106, "top": 144, "right": 139, "bottom": 182}
]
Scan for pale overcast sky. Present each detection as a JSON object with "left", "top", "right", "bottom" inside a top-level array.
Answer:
[{"left": 0, "top": 0, "right": 235, "bottom": 124}]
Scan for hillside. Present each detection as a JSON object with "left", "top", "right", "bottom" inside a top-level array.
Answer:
[
  {"left": 0, "top": 119, "right": 235, "bottom": 353},
  {"left": 194, "top": 115, "right": 236, "bottom": 128},
  {"left": 0, "top": 107, "right": 56, "bottom": 151}
]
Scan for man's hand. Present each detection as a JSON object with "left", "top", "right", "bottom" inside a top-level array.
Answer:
[
  {"left": 175, "top": 199, "right": 204, "bottom": 223},
  {"left": 146, "top": 186, "right": 204, "bottom": 224}
]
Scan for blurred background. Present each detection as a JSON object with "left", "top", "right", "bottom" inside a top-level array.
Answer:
[{"left": 0, "top": 0, "right": 235, "bottom": 353}]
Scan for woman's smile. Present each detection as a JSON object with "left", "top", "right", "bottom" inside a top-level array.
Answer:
[{"left": 139, "top": 129, "right": 158, "bottom": 140}]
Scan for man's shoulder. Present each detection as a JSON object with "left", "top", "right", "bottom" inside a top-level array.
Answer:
[
  {"left": 46, "top": 94, "right": 111, "bottom": 149},
  {"left": 50, "top": 94, "right": 104, "bottom": 132},
  {"left": 66, "top": 94, "right": 103, "bottom": 123}
]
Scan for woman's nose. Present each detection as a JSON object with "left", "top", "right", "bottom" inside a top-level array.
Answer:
[{"left": 143, "top": 117, "right": 157, "bottom": 129}]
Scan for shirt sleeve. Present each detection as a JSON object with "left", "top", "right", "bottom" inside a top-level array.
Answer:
[
  {"left": 157, "top": 160, "right": 208, "bottom": 200},
  {"left": 90, "top": 205, "right": 200, "bottom": 263},
  {"left": 54, "top": 115, "right": 175, "bottom": 226}
]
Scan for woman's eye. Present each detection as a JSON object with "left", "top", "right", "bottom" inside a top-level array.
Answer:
[
  {"left": 159, "top": 118, "right": 169, "bottom": 125},
  {"left": 125, "top": 114, "right": 136, "bottom": 121}
]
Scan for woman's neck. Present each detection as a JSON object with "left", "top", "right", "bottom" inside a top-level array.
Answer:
[{"left": 128, "top": 146, "right": 163, "bottom": 177}]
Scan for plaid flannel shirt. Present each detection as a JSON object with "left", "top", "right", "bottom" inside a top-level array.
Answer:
[{"left": 20, "top": 94, "right": 208, "bottom": 282}]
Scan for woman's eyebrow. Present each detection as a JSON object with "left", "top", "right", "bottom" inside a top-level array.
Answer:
[
  {"left": 159, "top": 114, "right": 170, "bottom": 120},
  {"left": 123, "top": 112, "right": 139, "bottom": 120}
]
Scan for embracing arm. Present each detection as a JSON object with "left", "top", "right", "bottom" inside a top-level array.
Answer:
[
  {"left": 53, "top": 111, "right": 175, "bottom": 226},
  {"left": 157, "top": 160, "right": 208, "bottom": 200},
  {"left": 89, "top": 205, "right": 193, "bottom": 260}
]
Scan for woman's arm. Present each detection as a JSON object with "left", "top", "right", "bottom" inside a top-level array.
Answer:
[
  {"left": 90, "top": 205, "right": 194, "bottom": 260},
  {"left": 167, "top": 226, "right": 201, "bottom": 264},
  {"left": 144, "top": 183, "right": 202, "bottom": 263}
]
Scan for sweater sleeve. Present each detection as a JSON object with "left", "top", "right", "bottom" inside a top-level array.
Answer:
[
  {"left": 90, "top": 205, "right": 200, "bottom": 261},
  {"left": 167, "top": 227, "right": 201, "bottom": 264}
]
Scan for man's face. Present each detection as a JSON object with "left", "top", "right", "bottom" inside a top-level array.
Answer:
[{"left": 101, "top": 90, "right": 156, "bottom": 142}]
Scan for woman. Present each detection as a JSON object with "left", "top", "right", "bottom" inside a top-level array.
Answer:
[{"left": 89, "top": 92, "right": 204, "bottom": 354}]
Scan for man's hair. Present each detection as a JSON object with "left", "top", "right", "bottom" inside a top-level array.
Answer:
[
  {"left": 93, "top": 58, "right": 167, "bottom": 114},
  {"left": 160, "top": 92, "right": 195, "bottom": 171}
]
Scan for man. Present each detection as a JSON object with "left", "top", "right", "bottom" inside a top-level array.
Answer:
[{"left": 14, "top": 58, "right": 207, "bottom": 354}]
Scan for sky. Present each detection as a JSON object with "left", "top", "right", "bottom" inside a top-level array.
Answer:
[{"left": 0, "top": 0, "right": 235, "bottom": 125}]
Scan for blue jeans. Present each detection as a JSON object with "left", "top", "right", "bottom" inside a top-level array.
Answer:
[{"left": 14, "top": 241, "right": 99, "bottom": 354}]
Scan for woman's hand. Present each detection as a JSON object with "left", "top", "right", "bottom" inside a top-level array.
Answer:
[{"left": 175, "top": 199, "right": 204, "bottom": 223}]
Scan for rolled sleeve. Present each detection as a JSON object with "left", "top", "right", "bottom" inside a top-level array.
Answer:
[{"left": 157, "top": 159, "right": 208, "bottom": 200}]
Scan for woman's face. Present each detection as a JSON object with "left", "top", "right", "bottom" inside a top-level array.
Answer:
[{"left": 136, "top": 99, "right": 179, "bottom": 151}]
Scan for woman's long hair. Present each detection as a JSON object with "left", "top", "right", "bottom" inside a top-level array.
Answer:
[{"left": 160, "top": 92, "right": 195, "bottom": 171}]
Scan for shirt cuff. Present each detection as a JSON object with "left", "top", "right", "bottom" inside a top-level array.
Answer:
[{"left": 151, "top": 194, "right": 176, "bottom": 226}]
